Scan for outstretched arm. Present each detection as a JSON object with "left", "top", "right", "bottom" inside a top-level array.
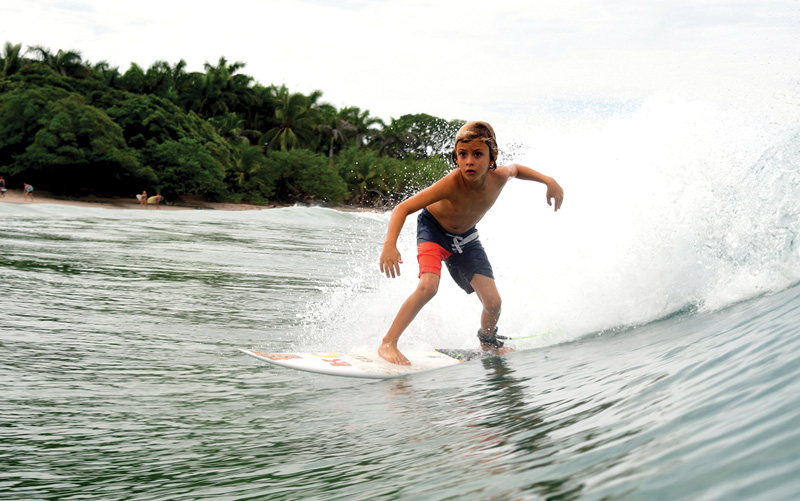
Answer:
[
  {"left": 379, "top": 205, "right": 409, "bottom": 278},
  {"left": 379, "top": 173, "right": 455, "bottom": 277},
  {"left": 507, "top": 163, "right": 564, "bottom": 211}
]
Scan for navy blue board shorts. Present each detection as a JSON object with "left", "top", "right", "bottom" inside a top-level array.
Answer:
[{"left": 416, "top": 208, "right": 494, "bottom": 294}]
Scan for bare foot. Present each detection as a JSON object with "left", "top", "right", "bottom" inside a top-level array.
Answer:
[{"left": 378, "top": 342, "right": 411, "bottom": 365}]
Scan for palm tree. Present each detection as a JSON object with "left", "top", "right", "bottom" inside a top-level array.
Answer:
[
  {"left": 209, "top": 112, "right": 261, "bottom": 144},
  {"left": 349, "top": 160, "right": 387, "bottom": 204},
  {"left": 166, "top": 59, "right": 196, "bottom": 107},
  {"left": 195, "top": 57, "right": 257, "bottom": 118},
  {"left": 376, "top": 118, "right": 418, "bottom": 158},
  {"left": 260, "top": 85, "right": 322, "bottom": 151},
  {"left": 1, "top": 42, "right": 24, "bottom": 76},
  {"left": 28, "top": 45, "right": 88, "bottom": 77},
  {"left": 175, "top": 67, "right": 207, "bottom": 113},
  {"left": 244, "top": 83, "right": 276, "bottom": 133},
  {"left": 144, "top": 60, "right": 175, "bottom": 97},
  {"left": 90, "top": 60, "right": 120, "bottom": 87},
  {"left": 341, "top": 107, "right": 383, "bottom": 149},
  {"left": 229, "top": 142, "right": 267, "bottom": 187},
  {"left": 119, "top": 62, "right": 146, "bottom": 93},
  {"left": 317, "top": 105, "right": 357, "bottom": 160}
]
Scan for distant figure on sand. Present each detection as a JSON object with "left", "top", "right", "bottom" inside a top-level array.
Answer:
[
  {"left": 377, "top": 121, "right": 564, "bottom": 366},
  {"left": 23, "top": 183, "right": 34, "bottom": 201},
  {"left": 137, "top": 190, "right": 147, "bottom": 208},
  {"left": 0, "top": 176, "right": 6, "bottom": 197},
  {"left": 155, "top": 192, "right": 163, "bottom": 209}
]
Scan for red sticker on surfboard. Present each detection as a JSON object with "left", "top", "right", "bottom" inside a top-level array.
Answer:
[{"left": 322, "top": 358, "right": 352, "bottom": 367}]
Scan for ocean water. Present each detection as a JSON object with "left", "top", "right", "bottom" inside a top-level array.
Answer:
[{"left": 2, "top": 95, "right": 800, "bottom": 499}]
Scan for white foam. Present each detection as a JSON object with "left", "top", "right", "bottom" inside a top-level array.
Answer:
[{"left": 302, "top": 91, "right": 800, "bottom": 351}]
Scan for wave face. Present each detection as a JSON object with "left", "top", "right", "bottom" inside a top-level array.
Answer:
[
  {"left": 309, "top": 94, "right": 800, "bottom": 353},
  {"left": 492, "top": 95, "right": 800, "bottom": 340}
]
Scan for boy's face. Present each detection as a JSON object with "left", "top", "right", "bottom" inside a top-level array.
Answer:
[{"left": 454, "top": 140, "right": 493, "bottom": 180}]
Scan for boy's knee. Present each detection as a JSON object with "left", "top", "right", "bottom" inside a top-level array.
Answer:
[
  {"left": 483, "top": 295, "right": 502, "bottom": 314},
  {"left": 416, "top": 278, "right": 439, "bottom": 301}
]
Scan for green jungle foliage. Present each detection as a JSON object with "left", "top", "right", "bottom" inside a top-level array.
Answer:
[{"left": 0, "top": 42, "right": 466, "bottom": 206}]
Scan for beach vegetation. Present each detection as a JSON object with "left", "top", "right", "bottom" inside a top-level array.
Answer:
[
  {"left": 0, "top": 41, "right": 466, "bottom": 207},
  {"left": 266, "top": 149, "right": 348, "bottom": 204},
  {"left": 12, "top": 95, "right": 147, "bottom": 195},
  {"left": 1, "top": 42, "right": 24, "bottom": 76}
]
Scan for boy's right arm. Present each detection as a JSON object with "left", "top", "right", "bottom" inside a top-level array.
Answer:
[
  {"left": 380, "top": 205, "right": 409, "bottom": 278},
  {"left": 379, "top": 174, "right": 455, "bottom": 278}
]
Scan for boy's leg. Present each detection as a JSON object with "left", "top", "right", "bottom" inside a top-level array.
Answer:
[
  {"left": 470, "top": 274, "right": 511, "bottom": 353},
  {"left": 378, "top": 272, "right": 440, "bottom": 365}
]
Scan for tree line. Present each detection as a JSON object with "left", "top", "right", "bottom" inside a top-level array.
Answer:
[{"left": 0, "top": 42, "right": 466, "bottom": 206}]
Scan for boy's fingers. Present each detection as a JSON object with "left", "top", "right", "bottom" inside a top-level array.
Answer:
[
  {"left": 380, "top": 259, "right": 402, "bottom": 278},
  {"left": 548, "top": 193, "right": 563, "bottom": 211}
]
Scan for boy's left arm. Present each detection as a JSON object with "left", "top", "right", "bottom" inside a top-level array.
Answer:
[{"left": 507, "top": 163, "right": 564, "bottom": 211}]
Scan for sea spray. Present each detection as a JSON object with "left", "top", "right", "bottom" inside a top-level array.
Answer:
[
  {"left": 491, "top": 95, "right": 800, "bottom": 339},
  {"left": 297, "top": 95, "right": 799, "bottom": 352}
]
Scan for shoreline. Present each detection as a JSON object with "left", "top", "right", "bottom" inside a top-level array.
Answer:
[{"left": 0, "top": 189, "right": 381, "bottom": 212}]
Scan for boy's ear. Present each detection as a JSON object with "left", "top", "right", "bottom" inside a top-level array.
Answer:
[{"left": 451, "top": 149, "right": 458, "bottom": 165}]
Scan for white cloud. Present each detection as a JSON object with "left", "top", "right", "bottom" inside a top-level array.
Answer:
[{"left": 2, "top": 0, "right": 798, "bottom": 123}]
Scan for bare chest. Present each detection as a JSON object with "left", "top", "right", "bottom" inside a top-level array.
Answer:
[{"left": 429, "top": 189, "right": 503, "bottom": 233}]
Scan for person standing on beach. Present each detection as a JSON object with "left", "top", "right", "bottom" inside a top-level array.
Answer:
[
  {"left": 138, "top": 190, "right": 147, "bottom": 208},
  {"left": 0, "top": 176, "right": 6, "bottom": 197},
  {"left": 23, "top": 183, "right": 34, "bottom": 201},
  {"left": 377, "top": 121, "right": 564, "bottom": 365}
]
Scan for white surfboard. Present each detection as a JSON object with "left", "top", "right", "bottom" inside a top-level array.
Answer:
[{"left": 238, "top": 348, "right": 492, "bottom": 379}]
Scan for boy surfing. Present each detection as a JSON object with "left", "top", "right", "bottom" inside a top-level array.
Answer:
[{"left": 378, "top": 121, "right": 564, "bottom": 365}]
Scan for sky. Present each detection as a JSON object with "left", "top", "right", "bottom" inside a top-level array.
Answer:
[{"left": 1, "top": 0, "right": 798, "bottom": 124}]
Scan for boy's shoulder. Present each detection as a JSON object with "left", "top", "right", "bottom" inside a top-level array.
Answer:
[
  {"left": 493, "top": 164, "right": 517, "bottom": 177},
  {"left": 431, "top": 168, "right": 461, "bottom": 187}
]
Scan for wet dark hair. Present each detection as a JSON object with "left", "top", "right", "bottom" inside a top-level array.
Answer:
[{"left": 451, "top": 121, "right": 498, "bottom": 169}]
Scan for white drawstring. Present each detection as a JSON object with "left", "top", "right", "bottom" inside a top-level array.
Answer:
[{"left": 450, "top": 232, "right": 479, "bottom": 254}]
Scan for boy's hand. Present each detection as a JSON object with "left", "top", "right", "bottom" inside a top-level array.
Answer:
[
  {"left": 546, "top": 179, "right": 564, "bottom": 212},
  {"left": 380, "top": 245, "right": 403, "bottom": 278}
]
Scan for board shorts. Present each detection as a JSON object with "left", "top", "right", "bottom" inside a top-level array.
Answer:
[{"left": 416, "top": 208, "right": 494, "bottom": 294}]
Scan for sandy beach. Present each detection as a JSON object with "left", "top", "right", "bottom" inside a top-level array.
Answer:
[
  {"left": 0, "top": 189, "right": 277, "bottom": 211},
  {"left": 0, "top": 188, "right": 383, "bottom": 213}
]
